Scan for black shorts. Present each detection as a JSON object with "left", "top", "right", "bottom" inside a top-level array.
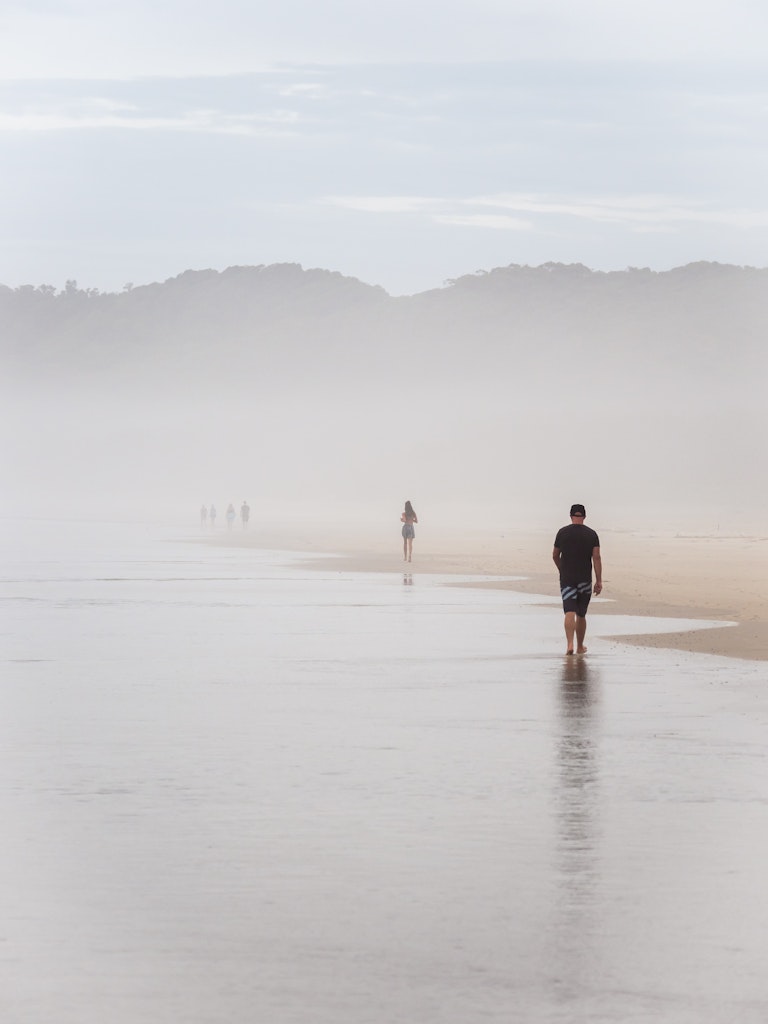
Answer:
[{"left": 561, "top": 581, "right": 592, "bottom": 616}]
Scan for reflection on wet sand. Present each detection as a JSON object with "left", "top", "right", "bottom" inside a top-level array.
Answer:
[{"left": 551, "top": 657, "right": 601, "bottom": 1000}]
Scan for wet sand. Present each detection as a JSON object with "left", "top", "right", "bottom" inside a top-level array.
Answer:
[
  {"left": 212, "top": 523, "right": 768, "bottom": 661},
  {"left": 5, "top": 520, "right": 768, "bottom": 1022}
]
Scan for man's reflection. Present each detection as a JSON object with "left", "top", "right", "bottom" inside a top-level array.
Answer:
[{"left": 550, "top": 658, "right": 601, "bottom": 999}]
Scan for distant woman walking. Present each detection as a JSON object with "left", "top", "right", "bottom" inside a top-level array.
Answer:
[{"left": 400, "top": 500, "right": 418, "bottom": 562}]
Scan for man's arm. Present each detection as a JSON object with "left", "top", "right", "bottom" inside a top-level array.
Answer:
[
  {"left": 552, "top": 547, "right": 562, "bottom": 573},
  {"left": 592, "top": 547, "right": 602, "bottom": 594}
]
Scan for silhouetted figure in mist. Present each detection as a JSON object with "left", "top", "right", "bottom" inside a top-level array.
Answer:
[
  {"left": 401, "top": 500, "right": 418, "bottom": 562},
  {"left": 552, "top": 503, "right": 603, "bottom": 656},
  {"left": 241, "top": 501, "right": 250, "bottom": 529},
  {"left": 209, "top": 504, "right": 217, "bottom": 527},
  {"left": 200, "top": 504, "right": 208, "bottom": 526},
  {"left": 226, "top": 504, "right": 236, "bottom": 530}
]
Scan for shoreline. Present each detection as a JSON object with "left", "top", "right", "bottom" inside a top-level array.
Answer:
[{"left": 204, "top": 524, "right": 767, "bottom": 663}]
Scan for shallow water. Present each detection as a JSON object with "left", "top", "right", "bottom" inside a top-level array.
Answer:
[{"left": 1, "top": 521, "right": 767, "bottom": 1023}]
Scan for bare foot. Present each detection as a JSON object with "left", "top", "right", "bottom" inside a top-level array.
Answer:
[
  {"left": 577, "top": 646, "right": 588, "bottom": 655},
  {"left": 566, "top": 649, "right": 574, "bottom": 656}
]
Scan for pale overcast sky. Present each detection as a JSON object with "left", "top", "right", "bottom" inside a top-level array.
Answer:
[{"left": 1, "top": 0, "right": 767, "bottom": 294}]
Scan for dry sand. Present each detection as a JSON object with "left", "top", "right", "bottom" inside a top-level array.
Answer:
[{"left": 211, "top": 522, "right": 768, "bottom": 662}]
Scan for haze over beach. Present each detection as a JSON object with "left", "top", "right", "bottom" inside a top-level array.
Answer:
[{"left": 3, "top": 259, "right": 766, "bottom": 529}]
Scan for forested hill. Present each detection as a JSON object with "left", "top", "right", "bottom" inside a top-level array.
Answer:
[
  {"left": 0, "top": 264, "right": 388, "bottom": 384},
  {"left": 2, "top": 260, "right": 766, "bottom": 401}
]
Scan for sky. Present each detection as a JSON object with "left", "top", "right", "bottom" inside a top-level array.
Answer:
[{"left": 1, "top": 0, "right": 768, "bottom": 295}]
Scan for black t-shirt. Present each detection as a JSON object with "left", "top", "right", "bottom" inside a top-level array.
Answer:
[{"left": 554, "top": 524, "right": 600, "bottom": 584}]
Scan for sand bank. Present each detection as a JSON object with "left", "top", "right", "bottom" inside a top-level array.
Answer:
[{"left": 209, "top": 523, "right": 768, "bottom": 662}]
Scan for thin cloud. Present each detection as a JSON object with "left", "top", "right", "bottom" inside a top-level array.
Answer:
[
  {"left": 471, "top": 193, "right": 768, "bottom": 230},
  {"left": 273, "top": 83, "right": 329, "bottom": 98},
  {"left": 0, "top": 104, "right": 300, "bottom": 135},
  {"left": 323, "top": 196, "right": 440, "bottom": 213},
  {"left": 434, "top": 214, "right": 532, "bottom": 231},
  {"left": 2, "top": 1, "right": 768, "bottom": 78},
  {"left": 325, "top": 192, "right": 768, "bottom": 233}
]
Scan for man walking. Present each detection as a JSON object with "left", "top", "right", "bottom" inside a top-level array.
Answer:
[{"left": 552, "top": 503, "right": 602, "bottom": 655}]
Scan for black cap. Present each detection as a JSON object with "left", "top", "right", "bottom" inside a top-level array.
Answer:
[{"left": 570, "top": 503, "right": 586, "bottom": 517}]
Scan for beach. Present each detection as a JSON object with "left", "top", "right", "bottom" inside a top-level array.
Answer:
[
  {"left": 212, "top": 521, "right": 768, "bottom": 662},
  {"left": 3, "top": 518, "right": 768, "bottom": 1023}
]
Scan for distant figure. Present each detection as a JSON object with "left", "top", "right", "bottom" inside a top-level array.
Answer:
[
  {"left": 241, "top": 501, "right": 250, "bottom": 529},
  {"left": 209, "top": 504, "right": 217, "bottom": 527},
  {"left": 400, "top": 500, "right": 418, "bottom": 562},
  {"left": 200, "top": 504, "right": 208, "bottom": 526},
  {"left": 552, "top": 503, "right": 603, "bottom": 656},
  {"left": 226, "top": 503, "right": 236, "bottom": 530}
]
